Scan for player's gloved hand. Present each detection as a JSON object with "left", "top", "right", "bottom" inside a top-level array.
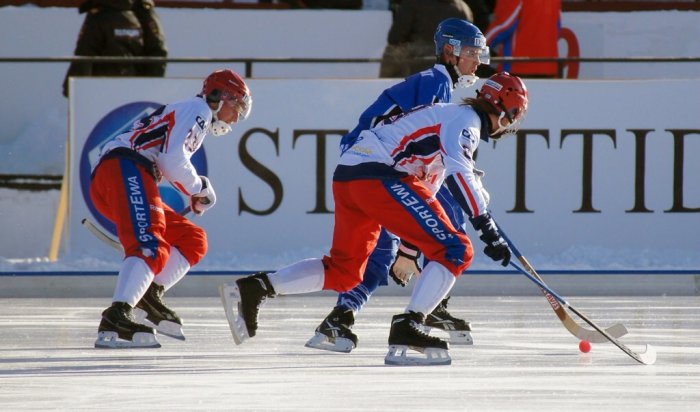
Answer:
[
  {"left": 191, "top": 176, "right": 216, "bottom": 215},
  {"left": 471, "top": 213, "right": 511, "bottom": 267},
  {"left": 389, "top": 241, "right": 422, "bottom": 287}
]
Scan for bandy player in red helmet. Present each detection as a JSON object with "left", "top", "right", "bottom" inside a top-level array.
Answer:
[
  {"left": 91, "top": 69, "right": 251, "bottom": 348},
  {"left": 220, "top": 72, "right": 528, "bottom": 365}
]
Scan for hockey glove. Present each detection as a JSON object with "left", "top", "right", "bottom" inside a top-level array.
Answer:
[
  {"left": 389, "top": 241, "right": 422, "bottom": 287},
  {"left": 191, "top": 176, "right": 216, "bottom": 215},
  {"left": 471, "top": 213, "right": 511, "bottom": 267}
]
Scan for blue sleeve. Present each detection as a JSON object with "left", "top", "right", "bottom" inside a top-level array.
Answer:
[
  {"left": 340, "top": 68, "right": 450, "bottom": 152},
  {"left": 386, "top": 68, "right": 450, "bottom": 110}
]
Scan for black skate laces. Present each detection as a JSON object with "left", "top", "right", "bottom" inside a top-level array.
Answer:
[{"left": 406, "top": 313, "right": 440, "bottom": 341}]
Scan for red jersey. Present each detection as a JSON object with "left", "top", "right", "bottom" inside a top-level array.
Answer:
[{"left": 486, "top": 0, "right": 561, "bottom": 77}]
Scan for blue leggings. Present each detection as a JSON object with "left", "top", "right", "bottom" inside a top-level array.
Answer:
[{"left": 335, "top": 186, "right": 466, "bottom": 312}]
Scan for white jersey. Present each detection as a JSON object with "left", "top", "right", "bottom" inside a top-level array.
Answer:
[
  {"left": 336, "top": 102, "right": 492, "bottom": 219},
  {"left": 98, "top": 96, "right": 212, "bottom": 196}
]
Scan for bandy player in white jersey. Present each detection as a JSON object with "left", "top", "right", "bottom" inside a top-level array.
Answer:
[
  {"left": 92, "top": 69, "right": 251, "bottom": 348},
  {"left": 220, "top": 72, "right": 528, "bottom": 365}
]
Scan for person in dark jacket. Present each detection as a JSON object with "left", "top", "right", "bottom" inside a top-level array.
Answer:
[
  {"left": 63, "top": 0, "right": 167, "bottom": 97},
  {"left": 379, "top": 0, "right": 474, "bottom": 78},
  {"left": 132, "top": 0, "right": 168, "bottom": 77}
]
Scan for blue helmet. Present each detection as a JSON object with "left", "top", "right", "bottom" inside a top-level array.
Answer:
[{"left": 434, "top": 18, "right": 488, "bottom": 63}]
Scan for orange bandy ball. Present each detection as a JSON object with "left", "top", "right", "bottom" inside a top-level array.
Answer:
[{"left": 579, "top": 340, "right": 591, "bottom": 353}]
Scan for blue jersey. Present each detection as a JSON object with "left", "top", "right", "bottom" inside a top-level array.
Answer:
[{"left": 339, "top": 64, "right": 454, "bottom": 153}]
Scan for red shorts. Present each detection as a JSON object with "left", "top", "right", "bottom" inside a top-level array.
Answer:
[
  {"left": 323, "top": 176, "right": 473, "bottom": 292},
  {"left": 90, "top": 156, "right": 207, "bottom": 274}
]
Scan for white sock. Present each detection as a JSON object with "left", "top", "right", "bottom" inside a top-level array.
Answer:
[
  {"left": 112, "top": 257, "right": 155, "bottom": 307},
  {"left": 405, "top": 262, "right": 455, "bottom": 315},
  {"left": 267, "top": 258, "right": 325, "bottom": 295},
  {"left": 154, "top": 248, "right": 191, "bottom": 292}
]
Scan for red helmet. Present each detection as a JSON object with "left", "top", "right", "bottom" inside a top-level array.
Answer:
[
  {"left": 478, "top": 72, "right": 528, "bottom": 123},
  {"left": 202, "top": 69, "right": 252, "bottom": 127}
]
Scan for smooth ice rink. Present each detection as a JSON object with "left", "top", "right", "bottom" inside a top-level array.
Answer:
[{"left": 1, "top": 295, "right": 698, "bottom": 411}]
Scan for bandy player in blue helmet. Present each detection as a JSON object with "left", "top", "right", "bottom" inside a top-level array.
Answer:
[
  {"left": 221, "top": 71, "right": 527, "bottom": 366},
  {"left": 91, "top": 69, "right": 251, "bottom": 348},
  {"left": 302, "top": 18, "right": 491, "bottom": 353}
]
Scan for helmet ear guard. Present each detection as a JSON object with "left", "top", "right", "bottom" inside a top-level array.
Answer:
[{"left": 205, "top": 88, "right": 222, "bottom": 103}]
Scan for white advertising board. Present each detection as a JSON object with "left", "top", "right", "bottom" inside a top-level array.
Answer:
[{"left": 69, "top": 77, "right": 700, "bottom": 270}]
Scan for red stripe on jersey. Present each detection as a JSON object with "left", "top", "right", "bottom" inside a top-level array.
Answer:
[
  {"left": 129, "top": 112, "right": 176, "bottom": 152},
  {"left": 396, "top": 152, "right": 440, "bottom": 168},
  {"left": 161, "top": 112, "right": 176, "bottom": 152},
  {"left": 390, "top": 124, "right": 441, "bottom": 157},
  {"left": 457, "top": 172, "right": 480, "bottom": 216},
  {"left": 173, "top": 181, "right": 191, "bottom": 196},
  {"left": 141, "top": 138, "right": 165, "bottom": 151}
]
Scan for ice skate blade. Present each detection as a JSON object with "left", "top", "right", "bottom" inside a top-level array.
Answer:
[
  {"left": 94, "top": 331, "right": 161, "bottom": 349},
  {"left": 384, "top": 345, "right": 451, "bottom": 366},
  {"left": 154, "top": 320, "right": 186, "bottom": 341},
  {"left": 422, "top": 325, "right": 474, "bottom": 345},
  {"left": 304, "top": 332, "right": 355, "bottom": 353},
  {"left": 446, "top": 330, "right": 473, "bottom": 345},
  {"left": 219, "top": 282, "right": 251, "bottom": 345},
  {"left": 133, "top": 308, "right": 186, "bottom": 341}
]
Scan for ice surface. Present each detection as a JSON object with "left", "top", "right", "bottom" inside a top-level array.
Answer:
[{"left": 0, "top": 295, "right": 698, "bottom": 411}]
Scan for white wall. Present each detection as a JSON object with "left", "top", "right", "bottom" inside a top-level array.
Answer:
[{"left": 561, "top": 11, "right": 700, "bottom": 79}]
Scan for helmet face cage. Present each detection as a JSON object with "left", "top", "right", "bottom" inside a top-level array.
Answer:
[
  {"left": 479, "top": 73, "right": 529, "bottom": 136},
  {"left": 434, "top": 18, "right": 489, "bottom": 64}
]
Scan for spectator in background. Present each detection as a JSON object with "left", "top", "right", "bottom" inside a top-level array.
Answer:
[
  {"left": 463, "top": 0, "right": 493, "bottom": 33},
  {"left": 486, "top": 0, "right": 561, "bottom": 78},
  {"left": 132, "top": 0, "right": 168, "bottom": 77},
  {"left": 379, "top": 0, "right": 474, "bottom": 78},
  {"left": 63, "top": 0, "right": 168, "bottom": 98}
]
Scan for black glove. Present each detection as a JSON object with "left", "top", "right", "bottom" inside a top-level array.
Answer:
[
  {"left": 389, "top": 241, "right": 422, "bottom": 287},
  {"left": 471, "top": 213, "right": 511, "bottom": 267}
]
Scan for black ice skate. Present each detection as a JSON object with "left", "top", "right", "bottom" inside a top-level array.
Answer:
[
  {"left": 305, "top": 306, "right": 358, "bottom": 353},
  {"left": 95, "top": 302, "right": 161, "bottom": 349},
  {"left": 385, "top": 311, "right": 450, "bottom": 366},
  {"left": 134, "top": 283, "right": 185, "bottom": 341},
  {"left": 424, "top": 297, "right": 473, "bottom": 345},
  {"left": 219, "top": 272, "right": 275, "bottom": 345}
]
